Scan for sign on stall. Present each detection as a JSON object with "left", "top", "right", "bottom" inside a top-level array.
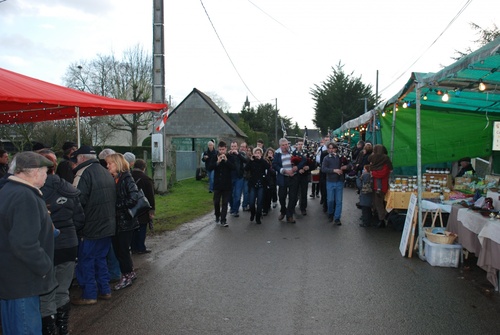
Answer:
[
  {"left": 493, "top": 121, "right": 500, "bottom": 151},
  {"left": 400, "top": 193, "right": 418, "bottom": 257}
]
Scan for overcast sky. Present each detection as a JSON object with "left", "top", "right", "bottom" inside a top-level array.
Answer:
[{"left": 1, "top": 0, "right": 498, "bottom": 129}]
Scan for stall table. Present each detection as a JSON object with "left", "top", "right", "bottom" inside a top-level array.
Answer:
[
  {"left": 385, "top": 190, "right": 447, "bottom": 211},
  {"left": 447, "top": 204, "right": 500, "bottom": 290}
]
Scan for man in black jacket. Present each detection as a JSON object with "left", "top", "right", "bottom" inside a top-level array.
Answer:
[
  {"left": 208, "top": 141, "right": 235, "bottom": 227},
  {"left": 70, "top": 145, "right": 116, "bottom": 305},
  {"left": 0, "top": 152, "right": 57, "bottom": 334}
]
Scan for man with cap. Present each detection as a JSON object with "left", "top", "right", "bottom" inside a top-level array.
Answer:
[
  {"left": 56, "top": 141, "right": 78, "bottom": 183},
  {"left": 70, "top": 145, "right": 117, "bottom": 305},
  {"left": 0, "top": 151, "right": 57, "bottom": 334},
  {"left": 456, "top": 157, "right": 475, "bottom": 177}
]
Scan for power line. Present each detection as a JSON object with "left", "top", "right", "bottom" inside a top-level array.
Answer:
[
  {"left": 379, "top": 0, "right": 474, "bottom": 95},
  {"left": 246, "top": 0, "right": 293, "bottom": 33},
  {"left": 199, "top": 0, "right": 260, "bottom": 104}
]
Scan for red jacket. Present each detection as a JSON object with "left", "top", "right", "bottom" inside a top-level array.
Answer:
[{"left": 371, "top": 164, "right": 391, "bottom": 194}]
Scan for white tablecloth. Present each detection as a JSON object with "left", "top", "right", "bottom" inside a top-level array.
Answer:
[{"left": 456, "top": 208, "right": 500, "bottom": 245}]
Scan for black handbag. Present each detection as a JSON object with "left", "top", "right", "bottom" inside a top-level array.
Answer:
[{"left": 128, "top": 189, "right": 151, "bottom": 218}]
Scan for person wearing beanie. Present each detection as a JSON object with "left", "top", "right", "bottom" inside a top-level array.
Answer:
[{"left": 123, "top": 152, "right": 136, "bottom": 169}]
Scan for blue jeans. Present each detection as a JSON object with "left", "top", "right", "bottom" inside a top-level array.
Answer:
[
  {"left": 249, "top": 186, "right": 265, "bottom": 216},
  {"left": 242, "top": 180, "right": 249, "bottom": 208},
  {"left": 327, "top": 180, "right": 344, "bottom": 220},
  {"left": 231, "top": 177, "right": 244, "bottom": 213},
  {"left": 208, "top": 170, "right": 214, "bottom": 192},
  {"left": 1, "top": 296, "right": 42, "bottom": 334},
  {"left": 76, "top": 237, "right": 112, "bottom": 299}
]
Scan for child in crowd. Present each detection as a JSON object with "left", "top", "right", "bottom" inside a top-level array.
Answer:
[
  {"left": 368, "top": 144, "right": 393, "bottom": 193},
  {"left": 357, "top": 164, "right": 373, "bottom": 227}
]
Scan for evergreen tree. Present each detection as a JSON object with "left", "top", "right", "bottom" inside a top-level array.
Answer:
[{"left": 310, "top": 62, "right": 376, "bottom": 135}]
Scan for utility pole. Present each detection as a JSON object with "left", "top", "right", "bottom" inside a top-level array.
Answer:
[{"left": 152, "top": 0, "right": 167, "bottom": 193}]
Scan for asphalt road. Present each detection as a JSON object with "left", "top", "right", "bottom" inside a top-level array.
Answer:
[{"left": 69, "top": 186, "right": 500, "bottom": 335}]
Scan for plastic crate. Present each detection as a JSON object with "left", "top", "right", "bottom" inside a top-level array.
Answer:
[{"left": 423, "top": 237, "right": 462, "bottom": 268}]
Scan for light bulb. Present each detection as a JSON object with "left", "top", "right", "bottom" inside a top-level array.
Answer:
[
  {"left": 442, "top": 93, "right": 449, "bottom": 102},
  {"left": 382, "top": 111, "right": 386, "bottom": 117},
  {"left": 423, "top": 94, "right": 428, "bottom": 100},
  {"left": 479, "top": 81, "right": 486, "bottom": 91},
  {"left": 403, "top": 102, "right": 408, "bottom": 108}
]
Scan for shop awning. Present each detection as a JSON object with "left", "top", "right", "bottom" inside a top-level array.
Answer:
[{"left": 0, "top": 67, "right": 167, "bottom": 125}]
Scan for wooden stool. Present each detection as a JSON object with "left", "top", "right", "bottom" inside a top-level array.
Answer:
[{"left": 422, "top": 207, "right": 444, "bottom": 227}]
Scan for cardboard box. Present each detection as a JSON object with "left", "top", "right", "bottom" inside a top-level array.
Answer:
[
  {"left": 455, "top": 176, "right": 477, "bottom": 185},
  {"left": 485, "top": 174, "right": 500, "bottom": 186}
]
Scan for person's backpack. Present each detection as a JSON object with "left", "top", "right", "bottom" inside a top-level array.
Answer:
[{"left": 361, "top": 175, "right": 373, "bottom": 194}]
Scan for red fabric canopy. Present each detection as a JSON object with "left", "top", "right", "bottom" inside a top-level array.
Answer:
[{"left": 0, "top": 67, "right": 167, "bottom": 124}]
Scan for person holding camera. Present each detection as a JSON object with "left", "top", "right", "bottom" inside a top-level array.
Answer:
[
  {"left": 208, "top": 141, "right": 235, "bottom": 227},
  {"left": 228, "top": 141, "right": 248, "bottom": 217},
  {"left": 262, "top": 148, "right": 277, "bottom": 215},
  {"left": 244, "top": 147, "right": 270, "bottom": 224}
]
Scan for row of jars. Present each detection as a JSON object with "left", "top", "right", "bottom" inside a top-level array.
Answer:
[
  {"left": 425, "top": 168, "right": 451, "bottom": 174},
  {"left": 390, "top": 176, "right": 450, "bottom": 193}
]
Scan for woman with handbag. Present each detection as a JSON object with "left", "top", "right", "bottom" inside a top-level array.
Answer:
[{"left": 105, "top": 153, "right": 140, "bottom": 290}]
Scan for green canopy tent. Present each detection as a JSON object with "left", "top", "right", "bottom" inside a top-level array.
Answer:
[
  {"left": 333, "top": 109, "right": 382, "bottom": 147},
  {"left": 381, "top": 38, "right": 500, "bottom": 169},
  {"left": 379, "top": 37, "right": 500, "bottom": 259}
]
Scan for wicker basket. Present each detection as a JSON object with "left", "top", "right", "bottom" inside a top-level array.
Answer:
[{"left": 424, "top": 227, "right": 457, "bottom": 244}]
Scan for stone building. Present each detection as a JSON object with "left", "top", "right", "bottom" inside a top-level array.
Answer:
[{"left": 164, "top": 88, "right": 247, "bottom": 151}]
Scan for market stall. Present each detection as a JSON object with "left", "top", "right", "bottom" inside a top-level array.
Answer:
[{"left": 447, "top": 204, "right": 500, "bottom": 290}]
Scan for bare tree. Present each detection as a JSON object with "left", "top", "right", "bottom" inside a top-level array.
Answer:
[
  {"left": 63, "top": 44, "right": 156, "bottom": 147},
  {"left": 0, "top": 124, "right": 35, "bottom": 151},
  {"left": 205, "top": 91, "right": 231, "bottom": 113}
]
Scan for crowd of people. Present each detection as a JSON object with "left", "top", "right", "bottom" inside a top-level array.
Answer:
[
  {"left": 0, "top": 144, "right": 155, "bottom": 335},
  {"left": 204, "top": 136, "right": 393, "bottom": 229},
  {"left": 0, "top": 136, "right": 392, "bottom": 334}
]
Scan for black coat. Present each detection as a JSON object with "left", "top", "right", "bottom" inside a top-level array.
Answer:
[
  {"left": 73, "top": 159, "right": 116, "bottom": 239},
  {"left": 41, "top": 174, "right": 85, "bottom": 265},
  {"left": 202, "top": 148, "right": 218, "bottom": 172},
  {"left": 244, "top": 157, "right": 270, "bottom": 189},
  {"left": 228, "top": 151, "right": 248, "bottom": 179},
  {"left": 131, "top": 169, "right": 155, "bottom": 224},
  {"left": 0, "top": 176, "right": 57, "bottom": 299},
  {"left": 209, "top": 156, "right": 235, "bottom": 191},
  {"left": 115, "top": 171, "right": 140, "bottom": 232}
]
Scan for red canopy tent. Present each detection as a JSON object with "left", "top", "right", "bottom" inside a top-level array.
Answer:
[{"left": 0, "top": 67, "right": 167, "bottom": 124}]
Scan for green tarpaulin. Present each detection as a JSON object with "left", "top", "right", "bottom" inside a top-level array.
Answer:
[{"left": 380, "top": 108, "right": 500, "bottom": 167}]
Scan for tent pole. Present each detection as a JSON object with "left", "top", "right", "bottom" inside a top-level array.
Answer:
[
  {"left": 390, "top": 103, "right": 397, "bottom": 162},
  {"left": 415, "top": 83, "right": 424, "bottom": 261},
  {"left": 75, "top": 107, "right": 81, "bottom": 147}
]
